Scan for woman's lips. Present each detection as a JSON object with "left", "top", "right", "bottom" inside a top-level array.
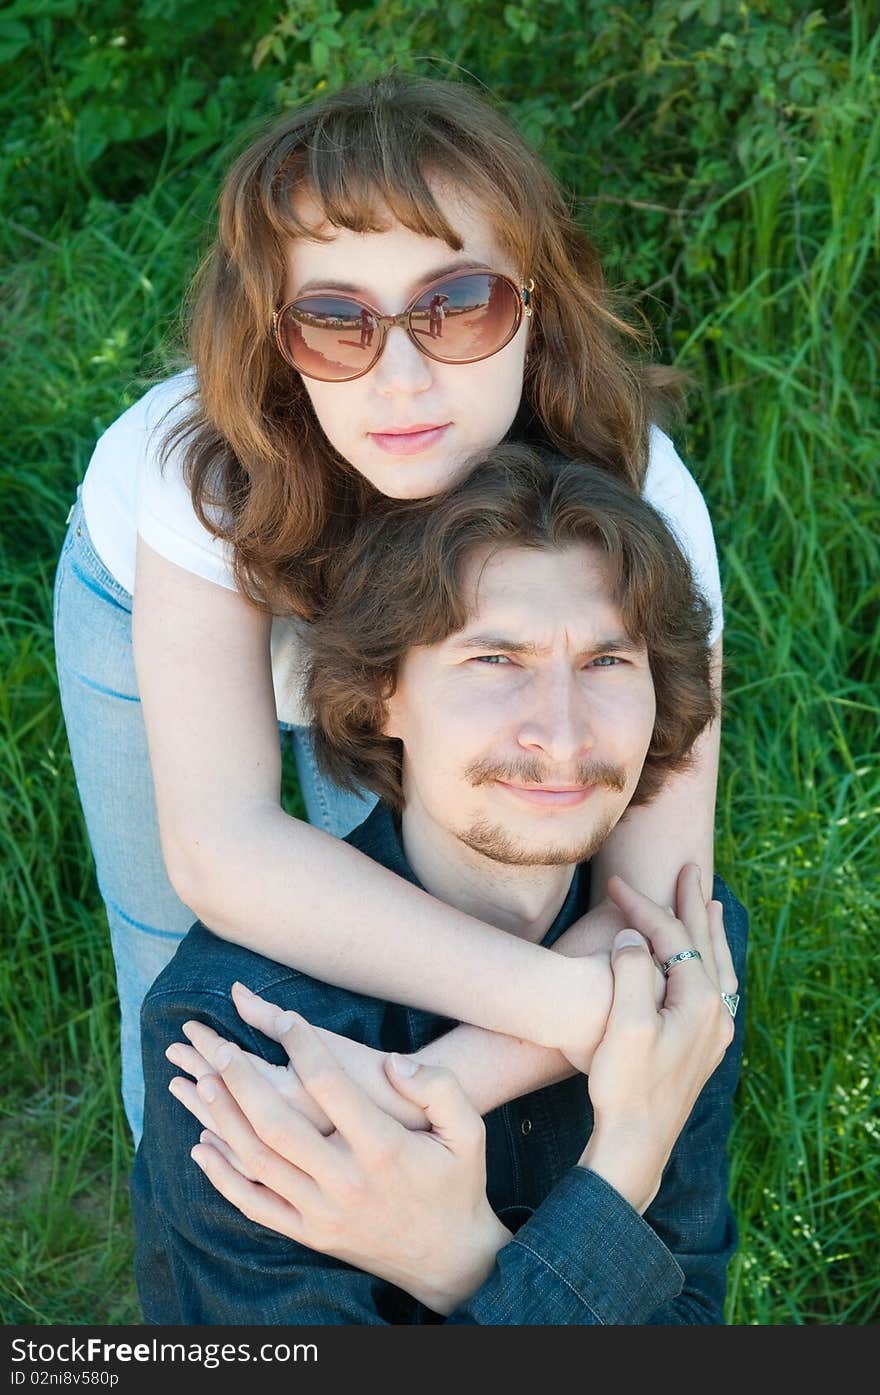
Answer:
[
  {"left": 495, "top": 782, "right": 596, "bottom": 809},
  {"left": 368, "top": 424, "right": 451, "bottom": 455}
]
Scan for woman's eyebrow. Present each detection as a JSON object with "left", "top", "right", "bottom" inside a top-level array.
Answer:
[{"left": 293, "top": 258, "right": 492, "bottom": 298}]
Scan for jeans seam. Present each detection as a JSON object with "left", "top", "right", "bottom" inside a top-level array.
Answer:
[
  {"left": 68, "top": 497, "right": 132, "bottom": 606},
  {"left": 298, "top": 729, "right": 332, "bottom": 828}
]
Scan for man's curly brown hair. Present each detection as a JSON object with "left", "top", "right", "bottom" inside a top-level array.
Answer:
[{"left": 302, "top": 444, "right": 717, "bottom": 812}]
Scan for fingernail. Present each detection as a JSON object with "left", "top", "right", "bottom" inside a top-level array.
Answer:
[
  {"left": 390, "top": 1052, "right": 418, "bottom": 1076},
  {"left": 614, "top": 929, "right": 645, "bottom": 949},
  {"left": 168, "top": 1078, "right": 181, "bottom": 1096},
  {"left": 214, "top": 1044, "right": 233, "bottom": 1070},
  {"left": 190, "top": 1148, "right": 205, "bottom": 1168},
  {"left": 232, "top": 981, "right": 254, "bottom": 996},
  {"left": 198, "top": 1076, "right": 217, "bottom": 1102}
]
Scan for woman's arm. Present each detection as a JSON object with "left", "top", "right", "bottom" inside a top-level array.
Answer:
[{"left": 133, "top": 539, "right": 601, "bottom": 1061}]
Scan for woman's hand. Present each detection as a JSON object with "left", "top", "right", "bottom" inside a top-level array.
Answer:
[
  {"left": 184, "top": 1015, "right": 511, "bottom": 1315},
  {"left": 578, "top": 863, "right": 738, "bottom": 1213},
  {"left": 166, "top": 982, "right": 430, "bottom": 1145}
]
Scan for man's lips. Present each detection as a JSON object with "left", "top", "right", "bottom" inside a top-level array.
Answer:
[
  {"left": 494, "top": 781, "right": 597, "bottom": 809},
  {"left": 368, "top": 423, "right": 451, "bottom": 455}
]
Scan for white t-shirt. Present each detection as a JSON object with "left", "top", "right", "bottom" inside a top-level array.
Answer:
[{"left": 81, "top": 368, "right": 723, "bottom": 726}]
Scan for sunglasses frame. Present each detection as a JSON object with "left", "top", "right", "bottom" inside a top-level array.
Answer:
[{"left": 272, "top": 270, "right": 535, "bottom": 383}]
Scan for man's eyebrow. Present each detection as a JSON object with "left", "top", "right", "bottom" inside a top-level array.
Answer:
[
  {"left": 293, "top": 259, "right": 493, "bottom": 299},
  {"left": 452, "top": 633, "right": 644, "bottom": 656}
]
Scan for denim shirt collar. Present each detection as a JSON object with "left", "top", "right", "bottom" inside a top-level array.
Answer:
[{"left": 347, "top": 801, "right": 588, "bottom": 954}]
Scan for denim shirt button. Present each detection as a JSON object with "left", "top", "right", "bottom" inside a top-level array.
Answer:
[{"left": 521, "top": 1118, "right": 532, "bottom": 1136}]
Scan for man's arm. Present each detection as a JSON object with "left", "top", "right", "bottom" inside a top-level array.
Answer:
[
  {"left": 133, "top": 984, "right": 404, "bottom": 1325},
  {"left": 156, "top": 995, "right": 682, "bottom": 1327},
  {"left": 169, "top": 878, "right": 746, "bottom": 1326},
  {"left": 448, "top": 917, "right": 746, "bottom": 1332}
]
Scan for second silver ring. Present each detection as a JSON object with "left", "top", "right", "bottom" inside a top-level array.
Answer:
[{"left": 662, "top": 948, "right": 703, "bottom": 975}]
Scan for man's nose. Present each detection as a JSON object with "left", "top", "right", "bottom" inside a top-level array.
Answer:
[
  {"left": 373, "top": 325, "right": 433, "bottom": 395},
  {"left": 515, "top": 672, "right": 594, "bottom": 765}
]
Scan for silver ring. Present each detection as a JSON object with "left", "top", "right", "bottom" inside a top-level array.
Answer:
[
  {"left": 662, "top": 948, "right": 702, "bottom": 975},
  {"left": 722, "top": 992, "right": 740, "bottom": 1019}
]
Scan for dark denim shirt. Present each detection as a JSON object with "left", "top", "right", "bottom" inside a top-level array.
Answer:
[{"left": 131, "top": 802, "right": 748, "bottom": 1325}]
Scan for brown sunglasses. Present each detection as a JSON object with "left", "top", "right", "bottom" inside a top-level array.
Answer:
[{"left": 273, "top": 270, "right": 535, "bottom": 382}]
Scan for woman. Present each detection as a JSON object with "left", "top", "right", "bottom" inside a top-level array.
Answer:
[{"left": 53, "top": 72, "right": 726, "bottom": 1145}]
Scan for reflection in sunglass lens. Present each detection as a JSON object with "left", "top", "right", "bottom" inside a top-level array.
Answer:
[
  {"left": 277, "top": 272, "right": 522, "bottom": 381},
  {"left": 410, "top": 274, "right": 519, "bottom": 362},
  {"left": 279, "top": 296, "right": 379, "bottom": 382}
]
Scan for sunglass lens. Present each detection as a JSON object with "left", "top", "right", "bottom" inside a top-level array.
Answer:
[
  {"left": 279, "top": 296, "right": 378, "bottom": 380},
  {"left": 410, "top": 274, "right": 520, "bottom": 362}
]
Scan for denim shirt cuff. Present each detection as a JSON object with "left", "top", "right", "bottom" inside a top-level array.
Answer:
[{"left": 489, "top": 1166, "right": 685, "bottom": 1324}]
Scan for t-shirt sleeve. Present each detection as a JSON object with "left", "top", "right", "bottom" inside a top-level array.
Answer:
[
  {"left": 642, "top": 426, "right": 724, "bottom": 646},
  {"left": 134, "top": 370, "right": 239, "bottom": 592}
]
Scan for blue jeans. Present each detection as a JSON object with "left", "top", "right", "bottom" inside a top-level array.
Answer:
[{"left": 53, "top": 489, "right": 376, "bottom": 1145}]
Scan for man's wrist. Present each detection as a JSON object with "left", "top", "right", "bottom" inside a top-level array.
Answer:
[
  {"left": 577, "top": 1124, "right": 665, "bottom": 1216},
  {"left": 416, "top": 1210, "right": 513, "bottom": 1316}
]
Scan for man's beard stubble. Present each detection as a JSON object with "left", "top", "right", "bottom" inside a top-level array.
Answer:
[{"left": 456, "top": 754, "right": 629, "bottom": 868}]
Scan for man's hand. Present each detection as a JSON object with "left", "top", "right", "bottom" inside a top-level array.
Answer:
[
  {"left": 547, "top": 896, "right": 678, "bottom": 1078},
  {"left": 182, "top": 1012, "right": 512, "bottom": 1315},
  {"left": 554, "top": 898, "right": 672, "bottom": 1005},
  {"left": 579, "top": 864, "right": 739, "bottom": 1213}
]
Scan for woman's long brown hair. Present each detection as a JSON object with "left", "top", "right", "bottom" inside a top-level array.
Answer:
[{"left": 161, "top": 72, "right": 687, "bottom": 618}]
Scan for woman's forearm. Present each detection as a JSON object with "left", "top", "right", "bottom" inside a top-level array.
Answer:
[
  {"left": 414, "top": 1023, "right": 574, "bottom": 1114},
  {"left": 185, "top": 801, "right": 597, "bottom": 1053},
  {"left": 413, "top": 901, "right": 638, "bottom": 1112}
]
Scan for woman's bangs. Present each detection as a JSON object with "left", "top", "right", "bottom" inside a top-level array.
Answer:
[
  {"left": 267, "top": 118, "right": 523, "bottom": 252},
  {"left": 313, "top": 135, "right": 471, "bottom": 245}
]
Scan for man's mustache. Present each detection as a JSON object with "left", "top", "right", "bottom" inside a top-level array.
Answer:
[{"left": 464, "top": 756, "right": 628, "bottom": 793}]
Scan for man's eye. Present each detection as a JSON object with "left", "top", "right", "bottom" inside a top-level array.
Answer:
[
  {"left": 590, "top": 655, "right": 621, "bottom": 668},
  {"left": 473, "top": 655, "right": 511, "bottom": 665}
]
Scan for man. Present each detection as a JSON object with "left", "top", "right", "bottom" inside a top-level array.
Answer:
[{"left": 131, "top": 444, "right": 746, "bottom": 1325}]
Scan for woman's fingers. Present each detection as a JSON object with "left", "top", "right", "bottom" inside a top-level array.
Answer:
[
  {"left": 190, "top": 1139, "right": 305, "bottom": 1242},
  {"left": 182, "top": 1019, "right": 305, "bottom": 1104},
  {"left": 231, "top": 982, "right": 288, "bottom": 1040},
  {"left": 272, "top": 1013, "right": 401, "bottom": 1160},
  {"left": 181, "top": 1019, "right": 229, "bottom": 1058},
  {"left": 198, "top": 1127, "right": 255, "bottom": 1180},
  {"left": 166, "top": 1041, "right": 213, "bottom": 1080},
  {"left": 168, "top": 1074, "right": 218, "bottom": 1136},
  {"left": 181, "top": 1018, "right": 336, "bottom": 1135},
  {"left": 199, "top": 1039, "right": 334, "bottom": 1189}
]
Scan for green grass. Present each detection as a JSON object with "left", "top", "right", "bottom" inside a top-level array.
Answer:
[{"left": 1, "top": 2, "right": 878, "bottom": 1326}]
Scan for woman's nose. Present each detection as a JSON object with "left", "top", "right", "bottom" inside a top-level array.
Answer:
[{"left": 373, "top": 325, "right": 433, "bottom": 395}]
